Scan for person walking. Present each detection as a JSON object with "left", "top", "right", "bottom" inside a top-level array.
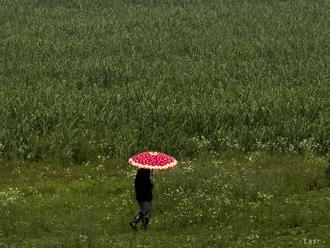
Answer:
[
  {"left": 128, "top": 151, "right": 178, "bottom": 231},
  {"left": 130, "top": 169, "right": 153, "bottom": 231}
]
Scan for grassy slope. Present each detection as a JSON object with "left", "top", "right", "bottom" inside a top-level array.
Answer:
[
  {"left": 0, "top": 0, "right": 329, "bottom": 161},
  {"left": 0, "top": 153, "right": 329, "bottom": 247}
]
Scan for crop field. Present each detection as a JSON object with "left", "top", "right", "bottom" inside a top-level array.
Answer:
[
  {"left": 0, "top": 0, "right": 330, "bottom": 247},
  {"left": 0, "top": 0, "right": 329, "bottom": 161}
]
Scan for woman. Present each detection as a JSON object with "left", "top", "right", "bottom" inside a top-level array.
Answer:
[{"left": 130, "top": 169, "right": 153, "bottom": 231}]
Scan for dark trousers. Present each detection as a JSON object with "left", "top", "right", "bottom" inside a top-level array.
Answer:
[{"left": 131, "top": 201, "right": 152, "bottom": 229}]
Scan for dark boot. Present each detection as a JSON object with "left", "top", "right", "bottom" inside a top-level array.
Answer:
[
  {"left": 142, "top": 217, "right": 149, "bottom": 230},
  {"left": 129, "top": 221, "right": 137, "bottom": 231},
  {"left": 130, "top": 213, "right": 142, "bottom": 231}
]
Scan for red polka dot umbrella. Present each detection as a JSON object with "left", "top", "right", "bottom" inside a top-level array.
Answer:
[{"left": 128, "top": 151, "right": 178, "bottom": 170}]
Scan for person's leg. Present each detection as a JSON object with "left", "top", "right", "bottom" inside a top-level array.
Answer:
[
  {"left": 130, "top": 202, "right": 143, "bottom": 230},
  {"left": 141, "top": 201, "right": 152, "bottom": 230}
]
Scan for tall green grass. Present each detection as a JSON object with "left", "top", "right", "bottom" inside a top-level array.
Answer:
[{"left": 0, "top": 0, "right": 329, "bottom": 162}]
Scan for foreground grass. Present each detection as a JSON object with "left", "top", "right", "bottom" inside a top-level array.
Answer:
[{"left": 0, "top": 153, "right": 329, "bottom": 247}]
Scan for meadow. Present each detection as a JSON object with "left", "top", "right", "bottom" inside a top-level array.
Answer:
[
  {"left": 0, "top": 153, "right": 329, "bottom": 247},
  {"left": 0, "top": 0, "right": 330, "bottom": 247}
]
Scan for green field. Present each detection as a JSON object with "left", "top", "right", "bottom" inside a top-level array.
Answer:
[
  {"left": 0, "top": 154, "right": 329, "bottom": 247},
  {"left": 1, "top": 0, "right": 330, "bottom": 247},
  {"left": 1, "top": 0, "right": 329, "bottom": 161}
]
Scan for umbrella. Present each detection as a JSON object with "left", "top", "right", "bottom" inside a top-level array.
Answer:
[{"left": 128, "top": 151, "right": 178, "bottom": 170}]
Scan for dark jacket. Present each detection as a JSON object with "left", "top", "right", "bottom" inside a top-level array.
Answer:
[{"left": 134, "top": 169, "right": 153, "bottom": 201}]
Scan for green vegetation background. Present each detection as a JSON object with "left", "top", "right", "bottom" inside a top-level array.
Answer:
[
  {"left": 1, "top": 1, "right": 330, "bottom": 247},
  {"left": 1, "top": 0, "right": 329, "bottom": 162}
]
